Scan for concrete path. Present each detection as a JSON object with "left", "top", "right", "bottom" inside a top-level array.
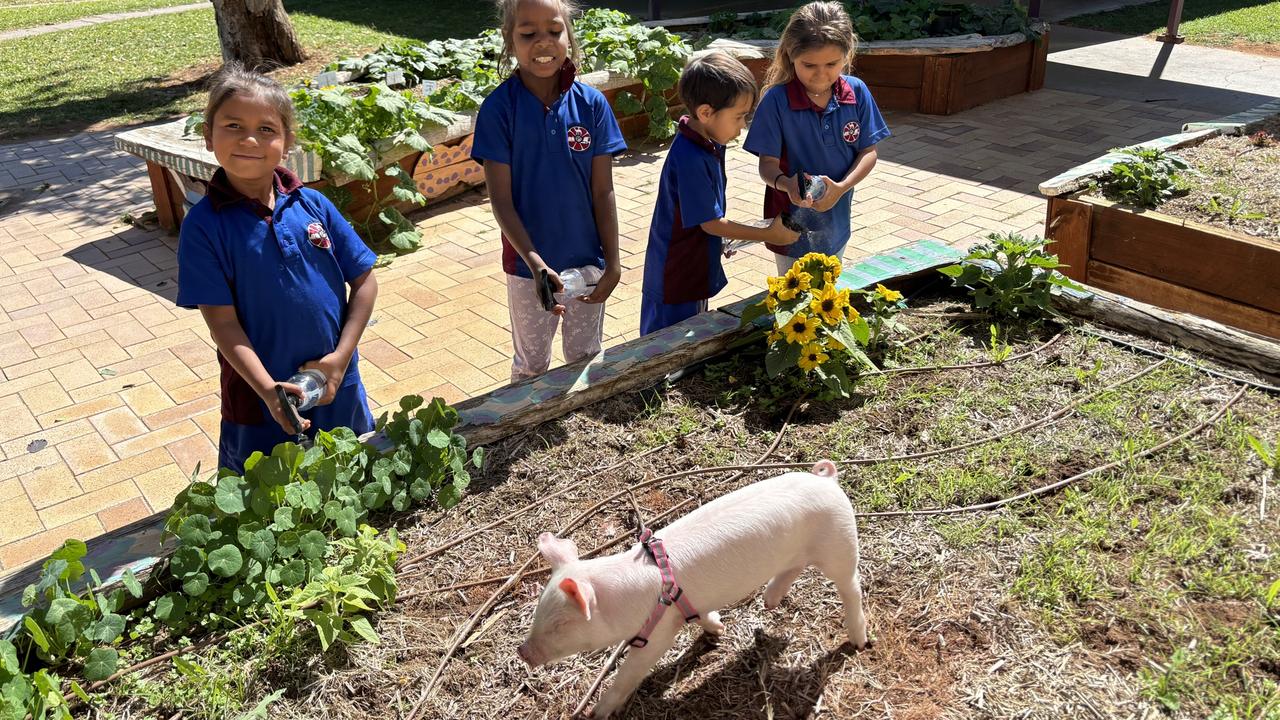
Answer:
[
  {"left": 0, "top": 1, "right": 208, "bottom": 43},
  {"left": 0, "top": 22, "right": 1276, "bottom": 577}
]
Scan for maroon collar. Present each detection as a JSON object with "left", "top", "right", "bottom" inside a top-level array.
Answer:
[
  {"left": 516, "top": 58, "right": 578, "bottom": 99},
  {"left": 207, "top": 167, "right": 304, "bottom": 216},
  {"left": 785, "top": 76, "right": 857, "bottom": 112},
  {"left": 676, "top": 116, "right": 722, "bottom": 155}
]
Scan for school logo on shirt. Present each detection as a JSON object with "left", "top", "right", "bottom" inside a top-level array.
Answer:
[
  {"left": 842, "top": 121, "right": 861, "bottom": 144},
  {"left": 566, "top": 125, "right": 593, "bottom": 152},
  {"left": 306, "top": 221, "right": 331, "bottom": 250}
]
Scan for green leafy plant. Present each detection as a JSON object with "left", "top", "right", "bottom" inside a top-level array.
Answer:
[
  {"left": 159, "top": 395, "right": 477, "bottom": 631},
  {"left": 0, "top": 643, "right": 76, "bottom": 720},
  {"left": 1200, "top": 192, "right": 1265, "bottom": 223},
  {"left": 859, "top": 282, "right": 908, "bottom": 352},
  {"left": 280, "top": 525, "right": 402, "bottom": 650},
  {"left": 938, "top": 232, "right": 1085, "bottom": 322},
  {"left": 740, "top": 252, "right": 875, "bottom": 399},
  {"left": 576, "top": 9, "right": 690, "bottom": 139},
  {"left": 291, "top": 83, "right": 453, "bottom": 253},
  {"left": 1091, "top": 146, "right": 1190, "bottom": 208},
  {"left": 987, "top": 323, "right": 1014, "bottom": 362}
]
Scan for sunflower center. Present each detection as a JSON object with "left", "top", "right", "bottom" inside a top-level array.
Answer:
[
  {"left": 821, "top": 300, "right": 834, "bottom": 312},
  {"left": 791, "top": 321, "right": 805, "bottom": 332}
]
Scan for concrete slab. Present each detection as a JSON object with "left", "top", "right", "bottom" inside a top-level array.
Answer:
[{"left": 1046, "top": 25, "right": 1280, "bottom": 114}]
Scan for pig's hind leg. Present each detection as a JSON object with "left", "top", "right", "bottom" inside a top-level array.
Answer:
[
  {"left": 815, "top": 539, "right": 867, "bottom": 649},
  {"left": 763, "top": 567, "right": 805, "bottom": 609}
]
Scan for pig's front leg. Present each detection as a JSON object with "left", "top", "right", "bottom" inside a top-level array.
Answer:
[
  {"left": 696, "top": 610, "right": 724, "bottom": 634},
  {"left": 589, "top": 620, "right": 679, "bottom": 718}
]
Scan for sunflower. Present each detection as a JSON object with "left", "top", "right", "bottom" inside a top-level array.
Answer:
[
  {"left": 875, "top": 283, "right": 903, "bottom": 302},
  {"left": 797, "top": 342, "right": 829, "bottom": 372},
  {"left": 777, "top": 269, "right": 811, "bottom": 301},
  {"left": 824, "top": 255, "right": 843, "bottom": 277},
  {"left": 843, "top": 297, "right": 861, "bottom": 322},
  {"left": 810, "top": 285, "right": 845, "bottom": 325},
  {"left": 767, "top": 329, "right": 784, "bottom": 344},
  {"left": 782, "top": 313, "right": 820, "bottom": 345}
]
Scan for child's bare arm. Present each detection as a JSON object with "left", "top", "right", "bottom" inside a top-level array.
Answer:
[
  {"left": 302, "top": 268, "right": 377, "bottom": 405},
  {"left": 581, "top": 154, "right": 621, "bottom": 304},
  {"left": 701, "top": 216, "right": 799, "bottom": 246},
  {"left": 485, "top": 160, "right": 566, "bottom": 314},
  {"left": 199, "top": 305, "right": 309, "bottom": 435}
]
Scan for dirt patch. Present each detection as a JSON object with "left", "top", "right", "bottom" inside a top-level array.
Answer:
[{"left": 1160, "top": 113, "right": 1280, "bottom": 240}]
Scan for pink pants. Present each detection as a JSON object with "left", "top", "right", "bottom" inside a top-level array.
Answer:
[{"left": 505, "top": 267, "right": 606, "bottom": 382}]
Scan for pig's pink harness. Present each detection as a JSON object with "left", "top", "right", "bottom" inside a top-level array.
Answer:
[{"left": 630, "top": 527, "right": 701, "bottom": 648}]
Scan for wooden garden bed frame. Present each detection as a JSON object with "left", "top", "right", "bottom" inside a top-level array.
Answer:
[
  {"left": 1039, "top": 100, "right": 1280, "bottom": 341},
  {"left": 1045, "top": 194, "right": 1280, "bottom": 340}
]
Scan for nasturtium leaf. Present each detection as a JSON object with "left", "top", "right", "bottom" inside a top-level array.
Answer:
[
  {"left": 83, "top": 647, "right": 118, "bottom": 682},
  {"left": 87, "top": 613, "right": 125, "bottom": 644},
  {"left": 336, "top": 508, "right": 358, "bottom": 537},
  {"left": 471, "top": 446, "right": 484, "bottom": 469},
  {"left": 277, "top": 530, "right": 300, "bottom": 558},
  {"left": 45, "top": 597, "right": 91, "bottom": 646},
  {"left": 273, "top": 507, "right": 295, "bottom": 531},
  {"left": 299, "top": 530, "right": 328, "bottom": 560},
  {"left": 392, "top": 448, "right": 413, "bottom": 476},
  {"left": 215, "top": 476, "right": 248, "bottom": 514},
  {"left": 207, "top": 544, "right": 244, "bottom": 578},
  {"left": 323, "top": 500, "right": 343, "bottom": 521},
  {"left": 426, "top": 428, "right": 450, "bottom": 448},
  {"left": 178, "top": 514, "right": 212, "bottom": 547},
  {"left": 437, "top": 485, "right": 462, "bottom": 509},
  {"left": 391, "top": 490, "right": 411, "bottom": 513},
  {"left": 278, "top": 559, "right": 307, "bottom": 587},
  {"left": 409, "top": 478, "right": 431, "bottom": 501},
  {"left": 236, "top": 522, "right": 263, "bottom": 550},
  {"left": 247, "top": 529, "right": 276, "bottom": 562},
  {"left": 181, "top": 572, "right": 210, "bottom": 597},
  {"left": 24, "top": 617, "right": 50, "bottom": 653},
  {"left": 154, "top": 592, "right": 187, "bottom": 625},
  {"left": 170, "top": 546, "right": 205, "bottom": 578}
]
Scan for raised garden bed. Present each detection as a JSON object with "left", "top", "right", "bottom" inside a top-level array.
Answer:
[
  {"left": 1040, "top": 101, "right": 1280, "bottom": 341},
  {"left": 8, "top": 238, "right": 1278, "bottom": 719},
  {"left": 90, "top": 288, "right": 1280, "bottom": 719}
]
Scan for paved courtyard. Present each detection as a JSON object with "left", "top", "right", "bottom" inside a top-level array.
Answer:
[{"left": 0, "top": 82, "right": 1210, "bottom": 576}]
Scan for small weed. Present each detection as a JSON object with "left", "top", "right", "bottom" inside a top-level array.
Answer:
[{"left": 986, "top": 324, "right": 1013, "bottom": 363}]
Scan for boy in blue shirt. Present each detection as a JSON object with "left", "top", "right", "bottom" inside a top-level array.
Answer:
[{"left": 641, "top": 52, "right": 800, "bottom": 335}]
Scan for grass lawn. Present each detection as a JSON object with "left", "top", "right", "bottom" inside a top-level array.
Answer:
[
  {"left": 0, "top": 0, "right": 495, "bottom": 142},
  {"left": 0, "top": 0, "right": 199, "bottom": 34},
  {"left": 1065, "top": 0, "right": 1280, "bottom": 49}
]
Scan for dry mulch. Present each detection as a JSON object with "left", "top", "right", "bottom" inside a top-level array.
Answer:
[{"left": 1161, "top": 114, "right": 1280, "bottom": 241}]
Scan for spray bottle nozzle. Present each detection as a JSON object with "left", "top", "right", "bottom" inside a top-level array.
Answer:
[{"left": 274, "top": 384, "right": 311, "bottom": 448}]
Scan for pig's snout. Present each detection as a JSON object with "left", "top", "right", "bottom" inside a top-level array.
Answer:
[{"left": 517, "top": 642, "right": 540, "bottom": 667}]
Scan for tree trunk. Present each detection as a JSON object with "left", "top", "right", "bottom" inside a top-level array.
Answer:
[{"left": 211, "top": 0, "right": 306, "bottom": 69}]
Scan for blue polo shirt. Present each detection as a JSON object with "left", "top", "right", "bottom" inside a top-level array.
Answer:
[
  {"left": 744, "top": 75, "right": 890, "bottom": 259},
  {"left": 471, "top": 62, "right": 627, "bottom": 278},
  {"left": 176, "top": 168, "right": 376, "bottom": 428},
  {"left": 643, "top": 118, "right": 728, "bottom": 305}
]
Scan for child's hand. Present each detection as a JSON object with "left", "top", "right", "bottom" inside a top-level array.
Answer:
[
  {"left": 768, "top": 215, "right": 801, "bottom": 245},
  {"left": 579, "top": 265, "right": 620, "bottom": 305},
  {"left": 810, "top": 176, "right": 842, "bottom": 212},
  {"left": 301, "top": 354, "right": 347, "bottom": 406},
  {"left": 265, "top": 382, "right": 312, "bottom": 437},
  {"left": 782, "top": 175, "right": 814, "bottom": 209}
]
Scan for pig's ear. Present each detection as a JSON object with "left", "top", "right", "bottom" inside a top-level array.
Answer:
[
  {"left": 538, "top": 532, "right": 579, "bottom": 568},
  {"left": 558, "top": 577, "right": 595, "bottom": 620}
]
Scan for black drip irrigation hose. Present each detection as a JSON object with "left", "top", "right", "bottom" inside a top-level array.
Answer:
[{"left": 1077, "top": 325, "right": 1280, "bottom": 394}]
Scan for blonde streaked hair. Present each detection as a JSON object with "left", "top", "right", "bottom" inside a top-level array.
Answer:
[
  {"left": 763, "top": 2, "right": 858, "bottom": 90},
  {"left": 495, "top": 0, "right": 583, "bottom": 78}
]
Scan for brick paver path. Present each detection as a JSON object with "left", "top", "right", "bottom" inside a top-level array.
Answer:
[{"left": 0, "top": 88, "right": 1206, "bottom": 576}]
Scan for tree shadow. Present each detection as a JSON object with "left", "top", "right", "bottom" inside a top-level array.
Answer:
[{"left": 62, "top": 224, "right": 181, "bottom": 301}]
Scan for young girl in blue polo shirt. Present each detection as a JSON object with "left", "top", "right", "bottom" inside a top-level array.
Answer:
[
  {"left": 744, "top": 1, "right": 891, "bottom": 274},
  {"left": 177, "top": 65, "right": 379, "bottom": 474},
  {"left": 471, "top": 0, "right": 627, "bottom": 382}
]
